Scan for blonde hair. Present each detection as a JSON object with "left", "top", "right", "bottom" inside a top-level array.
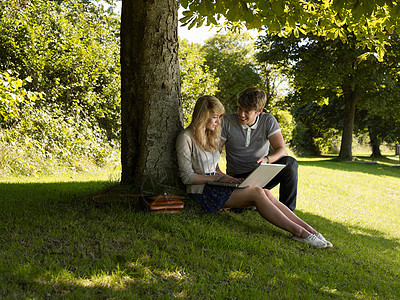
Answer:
[
  {"left": 237, "top": 87, "right": 266, "bottom": 111},
  {"left": 188, "top": 95, "right": 225, "bottom": 152}
]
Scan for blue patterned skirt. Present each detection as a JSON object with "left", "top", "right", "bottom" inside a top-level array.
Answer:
[{"left": 190, "top": 184, "right": 236, "bottom": 213}]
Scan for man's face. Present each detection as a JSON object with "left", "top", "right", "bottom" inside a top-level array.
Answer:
[{"left": 237, "top": 106, "right": 261, "bottom": 127}]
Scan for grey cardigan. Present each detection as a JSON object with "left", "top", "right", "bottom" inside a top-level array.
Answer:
[{"left": 176, "top": 129, "right": 221, "bottom": 194}]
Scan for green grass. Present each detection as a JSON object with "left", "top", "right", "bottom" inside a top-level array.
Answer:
[{"left": 1, "top": 157, "right": 399, "bottom": 299}]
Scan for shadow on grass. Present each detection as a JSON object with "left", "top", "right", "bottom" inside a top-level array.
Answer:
[
  {"left": 0, "top": 180, "right": 115, "bottom": 201},
  {"left": 1, "top": 181, "right": 399, "bottom": 298},
  {"left": 297, "top": 155, "right": 400, "bottom": 179}
]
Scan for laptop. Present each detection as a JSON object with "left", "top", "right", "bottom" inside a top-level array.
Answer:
[{"left": 207, "top": 163, "right": 286, "bottom": 188}]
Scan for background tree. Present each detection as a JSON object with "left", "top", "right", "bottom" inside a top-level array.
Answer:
[
  {"left": 179, "top": 38, "right": 219, "bottom": 127},
  {"left": 289, "top": 99, "right": 343, "bottom": 156},
  {"left": 257, "top": 62, "right": 288, "bottom": 112},
  {"left": 257, "top": 32, "right": 400, "bottom": 159},
  {"left": 355, "top": 53, "right": 400, "bottom": 158},
  {"left": 201, "top": 32, "right": 261, "bottom": 113},
  {"left": 358, "top": 33, "right": 400, "bottom": 153},
  {"left": 258, "top": 34, "right": 367, "bottom": 159}
]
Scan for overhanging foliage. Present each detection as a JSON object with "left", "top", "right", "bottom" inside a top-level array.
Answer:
[{"left": 180, "top": 0, "right": 400, "bottom": 61}]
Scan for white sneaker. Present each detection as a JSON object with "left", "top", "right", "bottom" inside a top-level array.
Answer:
[
  {"left": 293, "top": 234, "right": 327, "bottom": 248},
  {"left": 315, "top": 233, "right": 333, "bottom": 248}
]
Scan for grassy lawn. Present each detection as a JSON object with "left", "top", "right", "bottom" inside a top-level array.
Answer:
[{"left": 1, "top": 156, "right": 399, "bottom": 299}]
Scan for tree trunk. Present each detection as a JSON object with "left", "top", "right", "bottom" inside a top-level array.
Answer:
[
  {"left": 338, "top": 82, "right": 359, "bottom": 160},
  {"left": 368, "top": 126, "right": 382, "bottom": 158},
  {"left": 120, "top": 0, "right": 183, "bottom": 189}
]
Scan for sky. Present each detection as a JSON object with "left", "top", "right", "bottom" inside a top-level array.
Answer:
[
  {"left": 177, "top": 8, "right": 259, "bottom": 44},
  {"left": 178, "top": 22, "right": 219, "bottom": 44},
  {"left": 177, "top": 8, "right": 220, "bottom": 44}
]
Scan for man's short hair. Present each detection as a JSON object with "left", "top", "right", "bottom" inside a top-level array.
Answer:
[{"left": 237, "top": 87, "right": 266, "bottom": 111}]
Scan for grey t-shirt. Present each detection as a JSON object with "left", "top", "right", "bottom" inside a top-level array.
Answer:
[{"left": 221, "top": 113, "right": 281, "bottom": 175}]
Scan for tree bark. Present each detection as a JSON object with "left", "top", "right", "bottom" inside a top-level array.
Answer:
[
  {"left": 338, "top": 82, "right": 359, "bottom": 160},
  {"left": 120, "top": 0, "right": 183, "bottom": 189},
  {"left": 368, "top": 126, "right": 382, "bottom": 158}
]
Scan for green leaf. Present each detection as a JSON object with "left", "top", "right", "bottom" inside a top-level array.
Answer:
[
  {"left": 375, "top": 45, "right": 385, "bottom": 61},
  {"left": 364, "top": 0, "right": 375, "bottom": 14},
  {"left": 179, "top": 0, "right": 190, "bottom": 9},
  {"left": 293, "top": 27, "right": 299, "bottom": 38},
  {"left": 390, "top": 4, "right": 400, "bottom": 17},
  {"left": 187, "top": 18, "right": 197, "bottom": 30},
  {"left": 357, "top": 52, "right": 371, "bottom": 63},
  {"left": 179, "top": 14, "right": 193, "bottom": 25},
  {"left": 268, "top": 17, "right": 282, "bottom": 33},
  {"left": 196, "top": 17, "right": 205, "bottom": 28},
  {"left": 338, "top": 28, "right": 347, "bottom": 43},
  {"left": 375, "top": 0, "right": 386, "bottom": 6},
  {"left": 205, "top": 1, "right": 215, "bottom": 12},
  {"left": 271, "top": 0, "right": 285, "bottom": 17},
  {"left": 332, "top": 0, "right": 347, "bottom": 11},
  {"left": 385, "top": 0, "right": 394, "bottom": 8}
]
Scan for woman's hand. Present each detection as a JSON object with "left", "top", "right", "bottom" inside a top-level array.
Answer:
[
  {"left": 218, "top": 175, "right": 243, "bottom": 184},
  {"left": 195, "top": 173, "right": 243, "bottom": 185}
]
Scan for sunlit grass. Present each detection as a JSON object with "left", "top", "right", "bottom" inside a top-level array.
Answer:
[
  {"left": 297, "top": 156, "right": 400, "bottom": 240},
  {"left": 1, "top": 163, "right": 121, "bottom": 184}
]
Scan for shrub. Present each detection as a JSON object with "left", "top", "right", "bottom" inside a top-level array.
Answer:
[{"left": 0, "top": 70, "right": 119, "bottom": 176}]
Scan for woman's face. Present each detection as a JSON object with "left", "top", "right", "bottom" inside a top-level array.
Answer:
[{"left": 206, "top": 113, "right": 221, "bottom": 131}]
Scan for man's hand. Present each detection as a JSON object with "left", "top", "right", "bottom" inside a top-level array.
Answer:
[{"left": 256, "top": 157, "right": 269, "bottom": 164}]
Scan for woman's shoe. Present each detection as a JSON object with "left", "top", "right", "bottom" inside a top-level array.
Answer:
[
  {"left": 315, "top": 232, "right": 333, "bottom": 248},
  {"left": 293, "top": 234, "right": 327, "bottom": 248}
]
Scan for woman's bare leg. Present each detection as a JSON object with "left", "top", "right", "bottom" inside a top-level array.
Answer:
[
  {"left": 224, "top": 187, "right": 310, "bottom": 238},
  {"left": 263, "top": 189, "right": 317, "bottom": 234}
]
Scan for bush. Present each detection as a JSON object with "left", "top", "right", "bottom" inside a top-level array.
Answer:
[
  {"left": 290, "top": 122, "right": 320, "bottom": 156},
  {"left": 270, "top": 107, "right": 294, "bottom": 144},
  {"left": 0, "top": 110, "right": 119, "bottom": 176},
  {"left": 0, "top": 113, "right": 119, "bottom": 176},
  {"left": 0, "top": 70, "right": 119, "bottom": 176}
]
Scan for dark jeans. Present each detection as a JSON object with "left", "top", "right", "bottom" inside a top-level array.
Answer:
[{"left": 231, "top": 156, "right": 298, "bottom": 211}]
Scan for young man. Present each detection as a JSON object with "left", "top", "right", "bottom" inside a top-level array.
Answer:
[{"left": 220, "top": 87, "right": 298, "bottom": 211}]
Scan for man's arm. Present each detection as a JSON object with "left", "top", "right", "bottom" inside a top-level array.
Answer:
[{"left": 256, "top": 131, "right": 286, "bottom": 164}]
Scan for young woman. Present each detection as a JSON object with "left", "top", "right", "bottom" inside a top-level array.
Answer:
[{"left": 176, "top": 95, "right": 332, "bottom": 248}]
